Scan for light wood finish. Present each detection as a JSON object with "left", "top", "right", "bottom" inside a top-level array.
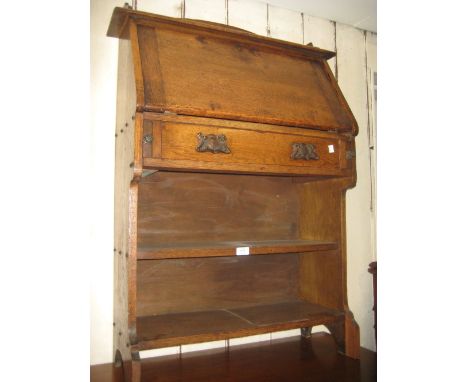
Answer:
[
  {"left": 136, "top": 301, "right": 342, "bottom": 350},
  {"left": 138, "top": 239, "right": 337, "bottom": 260},
  {"left": 141, "top": 114, "right": 354, "bottom": 176},
  {"left": 107, "top": 7, "right": 357, "bottom": 133},
  {"left": 161, "top": 121, "right": 341, "bottom": 170},
  {"left": 108, "top": 7, "right": 361, "bottom": 381},
  {"left": 113, "top": 37, "right": 138, "bottom": 368}
]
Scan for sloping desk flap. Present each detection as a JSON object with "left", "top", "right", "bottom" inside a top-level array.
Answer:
[{"left": 108, "top": 7, "right": 358, "bottom": 134}]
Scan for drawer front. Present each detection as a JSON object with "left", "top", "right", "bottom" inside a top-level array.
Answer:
[{"left": 143, "top": 120, "right": 349, "bottom": 176}]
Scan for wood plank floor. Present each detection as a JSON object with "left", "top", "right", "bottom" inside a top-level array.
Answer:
[{"left": 91, "top": 333, "right": 376, "bottom": 382}]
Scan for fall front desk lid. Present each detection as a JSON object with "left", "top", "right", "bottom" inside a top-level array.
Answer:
[{"left": 107, "top": 7, "right": 358, "bottom": 134}]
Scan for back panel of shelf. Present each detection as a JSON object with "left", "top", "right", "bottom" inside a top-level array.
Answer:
[{"left": 137, "top": 171, "right": 301, "bottom": 246}]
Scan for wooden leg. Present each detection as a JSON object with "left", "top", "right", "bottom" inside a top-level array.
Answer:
[
  {"left": 344, "top": 312, "right": 360, "bottom": 359},
  {"left": 325, "top": 321, "right": 345, "bottom": 354},
  {"left": 120, "top": 351, "right": 141, "bottom": 382},
  {"left": 325, "top": 314, "right": 360, "bottom": 359},
  {"left": 301, "top": 326, "right": 312, "bottom": 338}
]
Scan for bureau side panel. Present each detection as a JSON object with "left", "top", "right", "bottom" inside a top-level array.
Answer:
[
  {"left": 298, "top": 179, "right": 349, "bottom": 310},
  {"left": 114, "top": 37, "right": 137, "bottom": 365}
]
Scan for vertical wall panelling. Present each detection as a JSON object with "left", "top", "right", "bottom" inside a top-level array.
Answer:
[
  {"left": 91, "top": 0, "right": 122, "bottom": 366},
  {"left": 267, "top": 4, "right": 303, "bottom": 43},
  {"left": 228, "top": 0, "right": 268, "bottom": 36},
  {"left": 365, "top": 32, "right": 377, "bottom": 262},
  {"left": 184, "top": 0, "right": 227, "bottom": 24},
  {"left": 336, "top": 23, "right": 375, "bottom": 352},
  {"left": 303, "top": 14, "right": 337, "bottom": 76},
  {"left": 137, "top": 0, "right": 184, "bottom": 17}
]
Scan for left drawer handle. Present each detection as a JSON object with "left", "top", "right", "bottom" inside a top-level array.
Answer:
[
  {"left": 196, "top": 132, "right": 231, "bottom": 154},
  {"left": 291, "top": 143, "right": 319, "bottom": 160}
]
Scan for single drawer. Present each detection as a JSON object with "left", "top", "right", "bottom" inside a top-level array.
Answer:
[{"left": 142, "top": 119, "right": 352, "bottom": 176}]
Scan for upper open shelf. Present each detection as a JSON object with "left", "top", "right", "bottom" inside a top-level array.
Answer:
[{"left": 138, "top": 239, "right": 338, "bottom": 260}]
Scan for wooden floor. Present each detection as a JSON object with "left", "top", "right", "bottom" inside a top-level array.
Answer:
[{"left": 91, "top": 333, "right": 376, "bottom": 382}]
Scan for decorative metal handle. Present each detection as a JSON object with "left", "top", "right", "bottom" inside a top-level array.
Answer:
[
  {"left": 196, "top": 132, "right": 231, "bottom": 154},
  {"left": 291, "top": 143, "right": 319, "bottom": 160}
]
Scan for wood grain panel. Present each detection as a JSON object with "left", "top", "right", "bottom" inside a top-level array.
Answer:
[
  {"left": 298, "top": 179, "right": 346, "bottom": 310},
  {"left": 229, "top": 301, "right": 342, "bottom": 326},
  {"left": 159, "top": 121, "right": 341, "bottom": 171},
  {"left": 136, "top": 301, "right": 343, "bottom": 350},
  {"left": 153, "top": 29, "right": 348, "bottom": 130},
  {"left": 137, "top": 25, "right": 165, "bottom": 107},
  {"left": 107, "top": 7, "right": 356, "bottom": 132},
  {"left": 137, "top": 310, "right": 253, "bottom": 343},
  {"left": 298, "top": 178, "right": 343, "bottom": 242},
  {"left": 137, "top": 172, "right": 300, "bottom": 245},
  {"left": 114, "top": 38, "right": 138, "bottom": 364},
  {"left": 299, "top": 251, "right": 344, "bottom": 310},
  {"left": 136, "top": 254, "right": 300, "bottom": 316}
]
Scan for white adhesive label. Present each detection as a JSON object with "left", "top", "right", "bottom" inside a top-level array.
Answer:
[
  {"left": 328, "top": 144, "right": 335, "bottom": 153},
  {"left": 236, "top": 247, "right": 250, "bottom": 256}
]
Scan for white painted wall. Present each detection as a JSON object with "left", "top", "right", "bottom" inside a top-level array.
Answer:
[{"left": 90, "top": 0, "right": 377, "bottom": 365}]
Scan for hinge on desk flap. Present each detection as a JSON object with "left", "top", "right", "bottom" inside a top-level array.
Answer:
[{"left": 142, "top": 169, "right": 158, "bottom": 177}]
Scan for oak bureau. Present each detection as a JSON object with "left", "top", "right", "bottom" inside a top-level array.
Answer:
[{"left": 107, "top": 6, "right": 360, "bottom": 381}]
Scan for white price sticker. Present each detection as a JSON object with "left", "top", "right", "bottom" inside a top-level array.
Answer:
[
  {"left": 328, "top": 144, "right": 335, "bottom": 153},
  {"left": 236, "top": 247, "right": 250, "bottom": 256}
]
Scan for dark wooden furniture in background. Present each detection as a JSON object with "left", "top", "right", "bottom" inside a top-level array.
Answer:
[
  {"left": 107, "top": 7, "right": 360, "bottom": 381},
  {"left": 91, "top": 333, "right": 377, "bottom": 382},
  {"left": 368, "top": 261, "right": 377, "bottom": 343}
]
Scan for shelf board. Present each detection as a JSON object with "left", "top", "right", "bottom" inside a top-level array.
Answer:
[
  {"left": 138, "top": 239, "right": 338, "bottom": 260},
  {"left": 136, "top": 301, "right": 343, "bottom": 350}
]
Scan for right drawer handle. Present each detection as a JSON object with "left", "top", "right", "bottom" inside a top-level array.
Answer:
[
  {"left": 196, "top": 132, "right": 231, "bottom": 154},
  {"left": 291, "top": 143, "right": 319, "bottom": 160}
]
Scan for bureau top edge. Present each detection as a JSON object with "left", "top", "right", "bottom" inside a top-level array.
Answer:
[{"left": 107, "top": 6, "right": 335, "bottom": 61}]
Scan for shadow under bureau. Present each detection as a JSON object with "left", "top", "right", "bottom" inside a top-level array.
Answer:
[{"left": 107, "top": 6, "right": 360, "bottom": 381}]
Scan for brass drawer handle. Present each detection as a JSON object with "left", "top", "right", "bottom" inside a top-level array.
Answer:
[
  {"left": 291, "top": 143, "right": 319, "bottom": 160},
  {"left": 196, "top": 132, "right": 231, "bottom": 154}
]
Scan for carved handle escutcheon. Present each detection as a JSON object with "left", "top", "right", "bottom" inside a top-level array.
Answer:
[
  {"left": 291, "top": 143, "right": 319, "bottom": 160},
  {"left": 196, "top": 132, "right": 231, "bottom": 154}
]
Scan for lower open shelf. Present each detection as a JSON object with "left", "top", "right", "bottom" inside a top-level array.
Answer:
[{"left": 136, "top": 300, "right": 343, "bottom": 350}]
